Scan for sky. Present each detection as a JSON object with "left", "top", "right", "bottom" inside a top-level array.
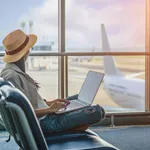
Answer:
[{"left": 0, "top": 0, "right": 145, "bottom": 51}]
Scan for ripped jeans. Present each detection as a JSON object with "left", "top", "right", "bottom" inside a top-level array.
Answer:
[{"left": 40, "top": 94, "right": 105, "bottom": 133}]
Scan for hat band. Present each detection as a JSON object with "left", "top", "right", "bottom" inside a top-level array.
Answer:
[{"left": 5, "top": 36, "right": 29, "bottom": 55}]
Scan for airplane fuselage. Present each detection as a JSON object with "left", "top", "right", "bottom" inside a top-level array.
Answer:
[{"left": 103, "top": 76, "right": 145, "bottom": 110}]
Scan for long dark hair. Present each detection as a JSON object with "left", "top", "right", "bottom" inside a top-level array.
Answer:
[
  {"left": 13, "top": 57, "right": 25, "bottom": 72},
  {"left": 13, "top": 57, "right": 40, "bottom": 89}
]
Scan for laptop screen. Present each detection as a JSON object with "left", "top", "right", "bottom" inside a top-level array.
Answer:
[{"left": 78, "top": 71, "right": 104, "bottom": 105}]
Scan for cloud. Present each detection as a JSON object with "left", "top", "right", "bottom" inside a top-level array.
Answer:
[{"left": 19, "top": 0, "right": 145, "bottom": 51}]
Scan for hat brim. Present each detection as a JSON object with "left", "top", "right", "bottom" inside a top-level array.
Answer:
[{"left": 3, "top": 34, "right": 37, "bottom": 63}]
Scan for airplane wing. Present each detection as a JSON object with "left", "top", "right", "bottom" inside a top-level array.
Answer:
[{"left": 126, "top": 72, "right": 145, "bottom": 78}]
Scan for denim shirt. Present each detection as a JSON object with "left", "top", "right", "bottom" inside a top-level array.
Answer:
[{"left": 0, "top": 63, "right": 48, "bottom": 109}]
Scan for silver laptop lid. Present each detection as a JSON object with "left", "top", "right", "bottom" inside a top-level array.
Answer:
[{"left": 78, "top": 71, "right": 104, "bottom": 105}]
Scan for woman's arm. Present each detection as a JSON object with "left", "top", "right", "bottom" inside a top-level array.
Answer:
[
  {"left": 35, "top": 101, "right": 67, "bottom": 118},
  {"left": 35, "top": 108, "right": 50, "bottom": 118}
]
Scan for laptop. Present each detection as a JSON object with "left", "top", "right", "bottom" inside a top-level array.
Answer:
[{"left": 56, "top": 71, "right": 104, "bottom": 114}]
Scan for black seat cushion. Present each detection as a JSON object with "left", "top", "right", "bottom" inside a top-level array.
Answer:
[
  {"left": 47, "top": 133, "right": 117, "bottom": 150},
  {"left": 45, "top": 130, "right": 117, "bottom": 150}
]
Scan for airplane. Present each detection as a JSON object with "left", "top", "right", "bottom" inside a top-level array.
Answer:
[
  {"left": 101, "top": 24, "right": 145, "bottom": 110},
  {"left": 70, "top": 25, "right": 145, "bottom": 111}
]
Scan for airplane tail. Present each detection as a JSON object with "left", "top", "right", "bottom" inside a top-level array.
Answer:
[{"left": 101, "top": 24, "right": 123, "bottom": 76}]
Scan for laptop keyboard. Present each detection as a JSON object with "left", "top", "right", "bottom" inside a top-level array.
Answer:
[
  {"left": 67, "top": 100, "right": 85, "bottom": 109},
  {"left": 57, "top": 100, "right": 86, "bottom": 113}
]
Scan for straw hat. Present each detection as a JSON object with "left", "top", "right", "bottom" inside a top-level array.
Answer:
[{"left": 2, "top": 29, "right": 37, "bottom": 63}]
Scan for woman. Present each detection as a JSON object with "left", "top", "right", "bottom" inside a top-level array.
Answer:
[{"left": 0, "top": 29, "right": 105, "bottom": 133}]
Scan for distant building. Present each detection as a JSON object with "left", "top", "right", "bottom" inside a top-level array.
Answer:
[
  {"left": 32, "top": 45, "right": 52, "bottom": 51},
  {"left": 0, "top": 45, "right": 53, "bottom": 52}
]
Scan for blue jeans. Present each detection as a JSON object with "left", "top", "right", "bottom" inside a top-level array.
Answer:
[{"left": 40, "top": 94, "right": 105, "bottom": 133}]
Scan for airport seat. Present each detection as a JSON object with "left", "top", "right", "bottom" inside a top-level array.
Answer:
[{"left": 0, "top": 79, "right": 119, "bottom": 150}]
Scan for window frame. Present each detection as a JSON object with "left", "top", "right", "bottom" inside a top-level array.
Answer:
[{"left": 1, "top": 0, "right": 149, "bottom": 126}]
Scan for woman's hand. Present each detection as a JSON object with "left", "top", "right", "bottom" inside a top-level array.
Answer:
[
  {"left": 46, "top": 99, "right": 70, "bottom": 107},
  {"left": 35, "top": 99, "right": 70, "bottom": 117},
  {"left": 47, "top": 100, "right": 69, "bottom": 113}
]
